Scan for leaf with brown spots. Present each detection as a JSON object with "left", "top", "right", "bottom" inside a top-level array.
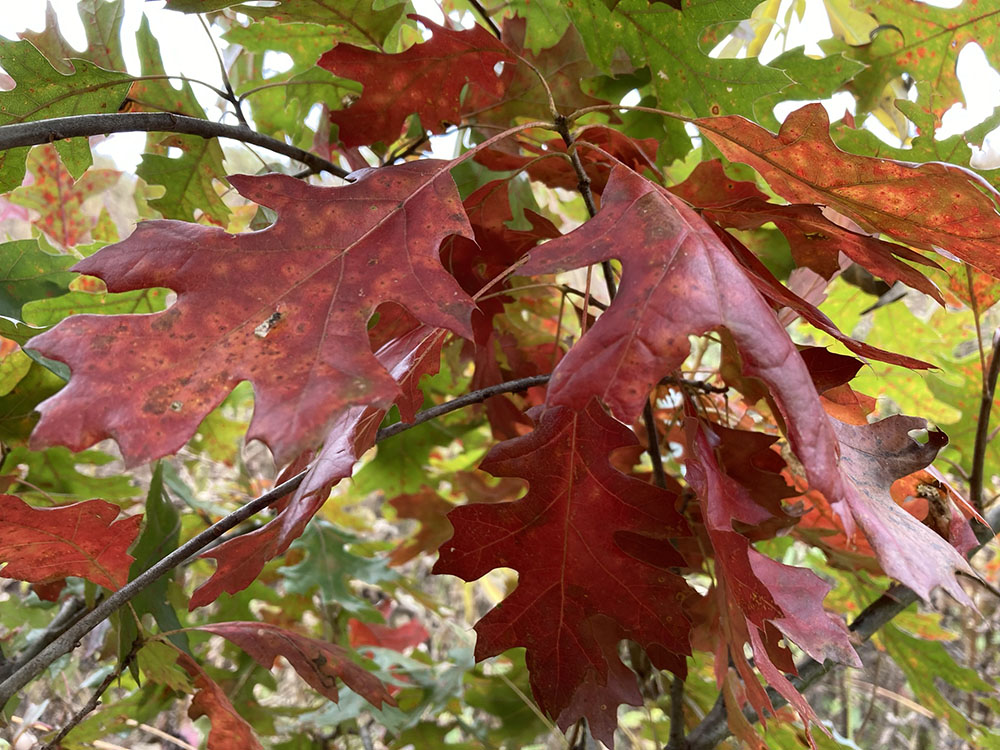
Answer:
[
  {"left": 0, "top": 495, "right": 140, "bottom": 590},
  {"left": 320, "top": 15, "right": 513, "bottom": 148},
  {"left": 696, "top": 104, "right": 1000, "bottom": 278},
  {"left": 26, "top": 162, "right": 475, "bottom": 467}
]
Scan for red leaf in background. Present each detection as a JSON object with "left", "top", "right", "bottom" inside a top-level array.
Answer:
[
  {"left": 28, "top": 163, "right": 475, "bottom": 467},
  {"left": 348, "top": 615, "right": 428, "bottom": 652},
  {"left": 190, "top": 322, "right": 445, "bottom": 609},
  {"left": 387, "top": 487, "right": 454, "bottom": 566},
  {"left": 320, "top": 15, "right": 512, "bottom": 148},
  {"left": 179, "top": 653, "right": 264, "bottom": 750},
  {"left": 0, "top": 496, "right": 140, "bottom": 590},
  {"left": 831, "top": 414, "right": 974, "bottom": 604},
  {"left": 474, "top": 126, "right": 660, "bottom": 195},
  {"left": 194, "top": 621, "right": 394, "bottom": 709},
  {"left": 667, "top": 159, "right": 769, "bottom": 208},
  {"left": 696, "top": 104, "right": 1000, "bottom": 278},
  {"left": 8, "top": 144, "right": 119, "bottom": 248},
  {"left": 434, "top": 401, "right": 692, "bottom": 745},
  {"left": 465, "top": 16, "right": 613, "bottom": 126}
]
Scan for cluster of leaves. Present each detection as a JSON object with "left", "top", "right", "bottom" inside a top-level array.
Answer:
[{"left": 1, "top": 1, "right": 1000, "bottom": 748}]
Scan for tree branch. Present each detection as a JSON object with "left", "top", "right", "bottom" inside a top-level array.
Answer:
[
  {"left": 969, "top": 327, "right": 1000, "bottom": 513},
  {"left": 683, "top": 506, "right": 1000, "bottom": 750},
  {"left": 0, "top": 113, "right": 349, "bottom": 179},
  {"left": 0, "top": 373, "right": 552, "bottom": 709}
]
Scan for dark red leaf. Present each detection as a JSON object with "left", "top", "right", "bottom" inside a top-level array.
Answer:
[
  {"left": 320, "top": 15, "right": 512, "bottom": 147},
  {"left": 434, "top": 401, "right": 692, "bottom": 744}
]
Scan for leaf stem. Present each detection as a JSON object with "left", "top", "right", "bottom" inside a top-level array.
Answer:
[
  {"left": 467, "top": 0, "right": 503, "bottom": 39},
  {"left": 0, "top": 373, "right": 552, "bottom": 709},
  {"left": 0, "top": 112, "right": 349, "bottom": 179}
]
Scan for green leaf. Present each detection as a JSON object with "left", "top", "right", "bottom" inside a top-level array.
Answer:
[
  {"left": 167, "top": 0, "right": 406, "bottom": 46},
  {"left": 564, "top": 0, "right": 790, "bottom": 118},
  {"left": 883, "top": 623, "right": 997, "bottom": 740},
  {"left": 754, "top": 47, "right": 865, "bottom": 129},
  {"left": 0, "top": 348, "right": 31, "bottom": 397},
  {"left": 117, "top": 463, "right": 190, "bottom": 675},
  {"left": 279, "top": 521, "right": 396, "bottom": 613},
  {"left": 130, "top": 17, "right": 230, "bottom": 225},
  {"left": 19, "top": 0, "right": 127, "bottom": 73},
  {"left": 0, "top": 239, "right": 74, "bottom": 320},
  {"left": 0, "top": 358, "right": 64, "bottom": 442},
  {"left": 22, "top": 287, "right": 169, "bottom": 327},
  {"left": 137, "top": 640, "right": 193, "bottom": 692},
  {"left": 1, "top": 444, "right": 135, "bottom": 502},
  {"left": 0, "top": 38, "right": 131, "bottom": 190}
]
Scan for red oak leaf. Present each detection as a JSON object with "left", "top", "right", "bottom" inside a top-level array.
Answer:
[
  {"left": 320, "top": 15, "right": 512, "bottom": 148},
  {"left": 348, "top": 615, "right": 429, "bottom": 653},
  {"left": 190, "top": 323, "right": 446, "bottom": 609},
  {"left": 178, "top": 653, "right": 264, "bottom": 750},
  {"left": 27, "top": 163, "right": 475, "bottom": 467},
  {"left": 717, "top": 229, "right": 933, "bottom": 370},
  {"left": 831, "top": 414, "right": 974, "bottom": 604},
  {"left": 685, "top": 418, "right": 859, "bottom": 734},
  {"left": 434, "top": 401, "right": 692, "bottom": 745},
  {"left": 518, "top": 166, "right": 854, "bottom": 523},
  {"left": 194, "top": 621, "right": 394, "bottom": 709},
  {"left": 667, "top": 159, "right": 769, "bottom": 208},
  {"left": 705, "top": 199, "right": 942, "bottom": 300},
  {"left": 696, "top": 104, "right": 1000, "bottom": 278},
  {"left": 0, "top": 496, "right": 140, "bottom": 590}
]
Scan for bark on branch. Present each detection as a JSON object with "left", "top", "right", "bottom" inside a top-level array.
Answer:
[{"left": 0, "top": 113, "right": 349, "bottom": 179}]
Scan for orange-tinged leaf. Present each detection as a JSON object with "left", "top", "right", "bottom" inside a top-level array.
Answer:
[
  {"left": 320, "top": 15, "right": 512, "bottom": 148},
  {"left": 194, "top": 621, "right": 394, "bottom": 709},
  {"left": 27, "top": 163, "right": 475, "bottom": 467},
  {"left": 0, "top": 495, "right": 140, "bottom": 590},
  {"left": 348, "top": 616, "right": 428, "bottom": 653},
  {"left": 178, "top": 653, "right": 264, "bottom": 750},
  {"left": 434, "top": 401, "right": 692, "bottom": 745},
  {"left": 696, "top": 104, "right": 1000, "bottom": 278}
]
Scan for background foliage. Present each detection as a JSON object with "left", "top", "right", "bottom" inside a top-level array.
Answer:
[{"left": 0, "top": 1, "right": 999, "bottom": 749}]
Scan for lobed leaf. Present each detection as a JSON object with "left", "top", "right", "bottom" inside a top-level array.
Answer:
[
  {"left": 0, "top": 495, "right": 140, "bottom": 590},
  {"left": 27, "top": 164, "right": 475, "bottom": 467}
]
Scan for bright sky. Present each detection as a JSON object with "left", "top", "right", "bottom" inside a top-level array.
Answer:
[{"left": 0, "top": 0, "right": 997, "bottom": 168}]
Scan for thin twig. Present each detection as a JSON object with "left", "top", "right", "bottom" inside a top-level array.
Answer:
[
  {"left": 552, "top": 114, "right": 617, "bottom": 297},
  {"left": 0, "top": 373, "right": 552, "bottom": 708},
  {"left": 468, "top": 0, "right": 503, "bottom": 39},
  {"left": 40, "top": 641, "right": 140, "bottom": 749},
  {"left": 197, "top": 14, "right": 249, "bottom": 127},
  {"left": 644, "top": 400, "right": 668, "bottom": 490},
  {"left": 0, "top": 113, "right": 348, "bottom": 179},
  {"left": 970, "top": 327, "right": 1000, "bottom": 513}
]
